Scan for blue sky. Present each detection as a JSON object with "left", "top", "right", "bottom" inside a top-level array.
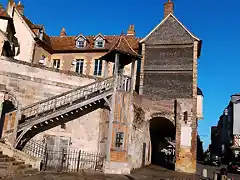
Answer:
[{"left": 2, "top": 0, "right": 240, "bottom": 149}]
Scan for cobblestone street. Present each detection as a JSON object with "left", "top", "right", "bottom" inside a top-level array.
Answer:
[{"left": 1, "top": 165, "right": 204, "bottom": 180}]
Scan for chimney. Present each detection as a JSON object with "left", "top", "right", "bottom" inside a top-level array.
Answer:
[
  {"left": 164, "top": 0, "right": 174, "bottom": 18},
  {"left": 6, "top": 0, "right": 15, "bottom": 17},
  {"left": 17, "top": 1, "right": 24, "bottom": 15},
  {"left": 127, "top": 24, "right": 135, "bottom": 37},
  {"left": 60, "top": 28, "right": 67, "bottom": 37}
]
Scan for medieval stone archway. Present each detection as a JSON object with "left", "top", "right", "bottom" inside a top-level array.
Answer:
[{"left": 149, "top": 117, "right": 176, "bottom": 169}]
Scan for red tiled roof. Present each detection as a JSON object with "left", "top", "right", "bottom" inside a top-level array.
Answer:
[
  {"left": 0, "top": 5, "right": 11, "bottom": 19},
  {"left": 50, "top": 35, "right": 140, "bottom": 52},
  {"left": 19, "top": 12, "right": 141, "bottom": 54},
  {"left": 108, "top": 35, "right": 140, "bottom": 57}
]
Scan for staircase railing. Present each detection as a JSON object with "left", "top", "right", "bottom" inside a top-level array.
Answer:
[{"left": 20, "top": 76, "right": 115, "bottom": 120}]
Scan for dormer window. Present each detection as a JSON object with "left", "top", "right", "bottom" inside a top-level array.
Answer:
[
  {"left": 94, "top": 34, "right": 105, "bottom": 48},
  {"left": 76, "top": 39, "right": 85, "bottom": 48},
  {"left": 75, "top": 35, "right": 86, "bottom": 48}
]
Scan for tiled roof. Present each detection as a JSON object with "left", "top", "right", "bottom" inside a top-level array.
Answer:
[
  {"left": 19, "top": 12, "right": 141, "bottom": 54},
  {"left": 0, "top": 5, "right": 11, "bottom": 19},
  {"left": 22, "top": 15, "right": 42, "bottom": 30},
  {"left": 108, "top": 35, "right": 140, "bottom": 57},
  {"left": 50, "top": 35, "right": 140, "bottom": 52}
]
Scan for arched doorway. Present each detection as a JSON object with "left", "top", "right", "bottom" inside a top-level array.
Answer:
[
  {"left": 150, "top": 117, "right": 175, "bottom": 169},
  {"left": 1, "top": 41, "right": 13, "bottom": 57},
  {"left": 0, "top": 92, "right": 16, "bottom": 138}
]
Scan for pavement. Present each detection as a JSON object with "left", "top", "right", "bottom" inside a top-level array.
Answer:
[{"left": 0, "top": 165, "right": 204, "bottom": 180}]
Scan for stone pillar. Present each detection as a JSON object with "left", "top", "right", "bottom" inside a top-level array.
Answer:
[
  {"left": 175, "top": 104, "right": 196, "bottom": 173},
  {"left": 106, "top": 53, "right": 119, "bottom": 161},
  {"left": 0, "top": 91, "right": 5, "bottom": 138},
  {"left": 104, "top": 60, "right": 108, "bottom": 78},
  {"left": 130, "top": 59, "right": 135, "bottom": 92},
  {"left": 139, "top": 43, "right": 145, "bottom": 95},
  {"left": 104, "top": 54, "right": 133, "bottom": 174},
  {"left": 175, "top": 41, "right": 199, "bottom": 173}
]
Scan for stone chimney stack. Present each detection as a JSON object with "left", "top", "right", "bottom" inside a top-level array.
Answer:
[
  {"left": 127, "top": 24, "right": 135, "bottom": 37},
  {"left": 60, "top": 28, "right": 67, "bottom": 37},
  {"left": 164, "top": 0, "right": 174, "bottom": 18},
  {"left": 17, "top": 1, "right": 24, "bottom": 15}
]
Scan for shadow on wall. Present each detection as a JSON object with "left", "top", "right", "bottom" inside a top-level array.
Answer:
[
  {"left": 150, "top": 117, "right": 175, "bottom": 170},
  {"left": 16, "top": 102, "right": 105, "bottom": 150}
]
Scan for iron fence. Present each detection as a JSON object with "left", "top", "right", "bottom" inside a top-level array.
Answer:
[{"left": 23, "top": 140, "right": 105, "bottom": 172}]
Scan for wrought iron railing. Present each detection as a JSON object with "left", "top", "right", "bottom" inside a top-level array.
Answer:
[
  {"left": 43, "top": 149, "right": 105, "bottom": 172},
  {"left": 22, "top": 139, "right": 46, "bottom": 159},
  {"left": 23, "top": 139, "right": 105, "bottom": 172}
]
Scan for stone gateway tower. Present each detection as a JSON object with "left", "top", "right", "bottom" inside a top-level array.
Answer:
[
  {"left": 0, "top": 0, "right": 203, "bottom": 175},
  {"left": 139, "top": 0, "right": 202, "bottom": 173}
]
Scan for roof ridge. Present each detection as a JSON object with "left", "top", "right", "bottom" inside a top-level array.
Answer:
[
  {"left": 108, "top": 36, "right": 121, "bottom": 52},
  {"left": 121, "top": 36, "right": 139, "bottom": 56},
  {"left": 116, "top": 36, "right": 124, "bottom": 49}
]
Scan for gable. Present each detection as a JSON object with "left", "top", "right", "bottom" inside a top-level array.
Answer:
[
  {"left": 94, "top": 33, "right": 105, "bottom": 40},
  {"left": 141, "top": 14, "right": 199, "bottom": 45},
  {"left": 75, "top": 34, "right": 86, "bottom": 41}
]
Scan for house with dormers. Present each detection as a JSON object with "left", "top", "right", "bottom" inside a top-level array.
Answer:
[{"left": 3, "top": 0, "right": 140, "bottom": 79}]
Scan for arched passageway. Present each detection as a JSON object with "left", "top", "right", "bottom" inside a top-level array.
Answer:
[
  {"left": 150, "top": 117, "right": 175, "bottom": 169},
  {"left": 0, "top": 94, "right": 16, "bottom": 138}
]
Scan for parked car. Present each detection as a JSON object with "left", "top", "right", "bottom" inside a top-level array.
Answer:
[
  {"left": 204, "top": 154, "right": 221, "bottom": 167},
  {"left": 227, "top": 161, "right": 240, "bottom": 174}
]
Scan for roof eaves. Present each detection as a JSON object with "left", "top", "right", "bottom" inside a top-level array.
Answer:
[{"left": 14, "top": 8, "right": 37, "bottom": 39}]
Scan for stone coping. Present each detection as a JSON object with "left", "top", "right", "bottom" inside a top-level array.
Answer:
[
  {"left": 0, "top": 142, "right": 41, "bottom": 170},
  {"left": 0, "top": 56, "right": 101, "bottom": 80}
]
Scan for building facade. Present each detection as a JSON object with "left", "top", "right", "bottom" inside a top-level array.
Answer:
[
  {"left": 210, "top": 94, "right": 240, "bottom": 163},
  {"left": 0, "top": 0, "right": 203, "bottom": 174}
]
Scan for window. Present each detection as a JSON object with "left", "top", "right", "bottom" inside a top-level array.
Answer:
[
  {"left": 94, "top": 59, "right": 102, "bottom": 76},
  {"left": 76, "top": 36, "right": 86, "bottom": 48},
  {"left": 76, "top": 40, "right": 85, "bottom": 48},
  {"left": 95, "top": 41, "right": 104, "bottom": 48},
  {"left": 115, "top": 132, "right": 124, "bottom": 149},
  {"left": 75, "top": 59, "right": 84, "bottom": 74},
  {"left": 113, "top": 64, "right": 115, "bottom": 75},
  {"left": 94, "top": 36, "right": 105, "bottom": 48},
  {"left": 184, "top": 111, "right": 188, "bottom": 124},
  {"left": 53, "top": 59, "right": 60, "bottom": 69},
  {"left": 39, "top": 54, "right": 46, "bottom": 64}
]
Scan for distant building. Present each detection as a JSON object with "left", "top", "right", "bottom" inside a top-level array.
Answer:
[
  {"left": 209, "top": 126, "right": 221, "bottom": 155},
  {"left": 210, "top": 93, "right": 240, "bottom": 163}
]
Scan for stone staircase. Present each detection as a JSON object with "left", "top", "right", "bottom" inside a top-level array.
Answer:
[
  {"left": 14, "top": 76, "right": 116, "bottom": 148},
  {"left": 0, "top": 150, "right": 38, "bottom": 178},
  {"left": 4, "top": 74, "right": 130, "bottom": 149}
]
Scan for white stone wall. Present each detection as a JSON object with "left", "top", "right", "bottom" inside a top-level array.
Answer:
[
  {"left": 12, "top": 10, "right": 35, "bottom": 62},
  {"left": 128, "top": 122, "right": 151, "bottom": 170},
  {"left": 32, "top": 108, "right": 102, "bottom": 152},
  {"left": 197, "top": 95, "right": 203, "bottom": 120},
  {"left": 0, "top": 19, "right": 8, "bottom": 33},
  {"left": 0, "top": 56, "right": 95, "bottom": 107}
]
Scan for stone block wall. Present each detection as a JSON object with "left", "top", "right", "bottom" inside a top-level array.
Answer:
[
  {"left": 129, "top": 122, "right": 151, "bottom": 169},
  {"left": 32, "top": 108, "right": 103, "bottom": 153},
  {"left": 0, "top": 56, "right": 95, "bottom": 107}
]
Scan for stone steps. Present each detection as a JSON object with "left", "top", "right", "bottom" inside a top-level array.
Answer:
[{"left": 0, "top": 150, "right": 39, "bottom": 178}]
